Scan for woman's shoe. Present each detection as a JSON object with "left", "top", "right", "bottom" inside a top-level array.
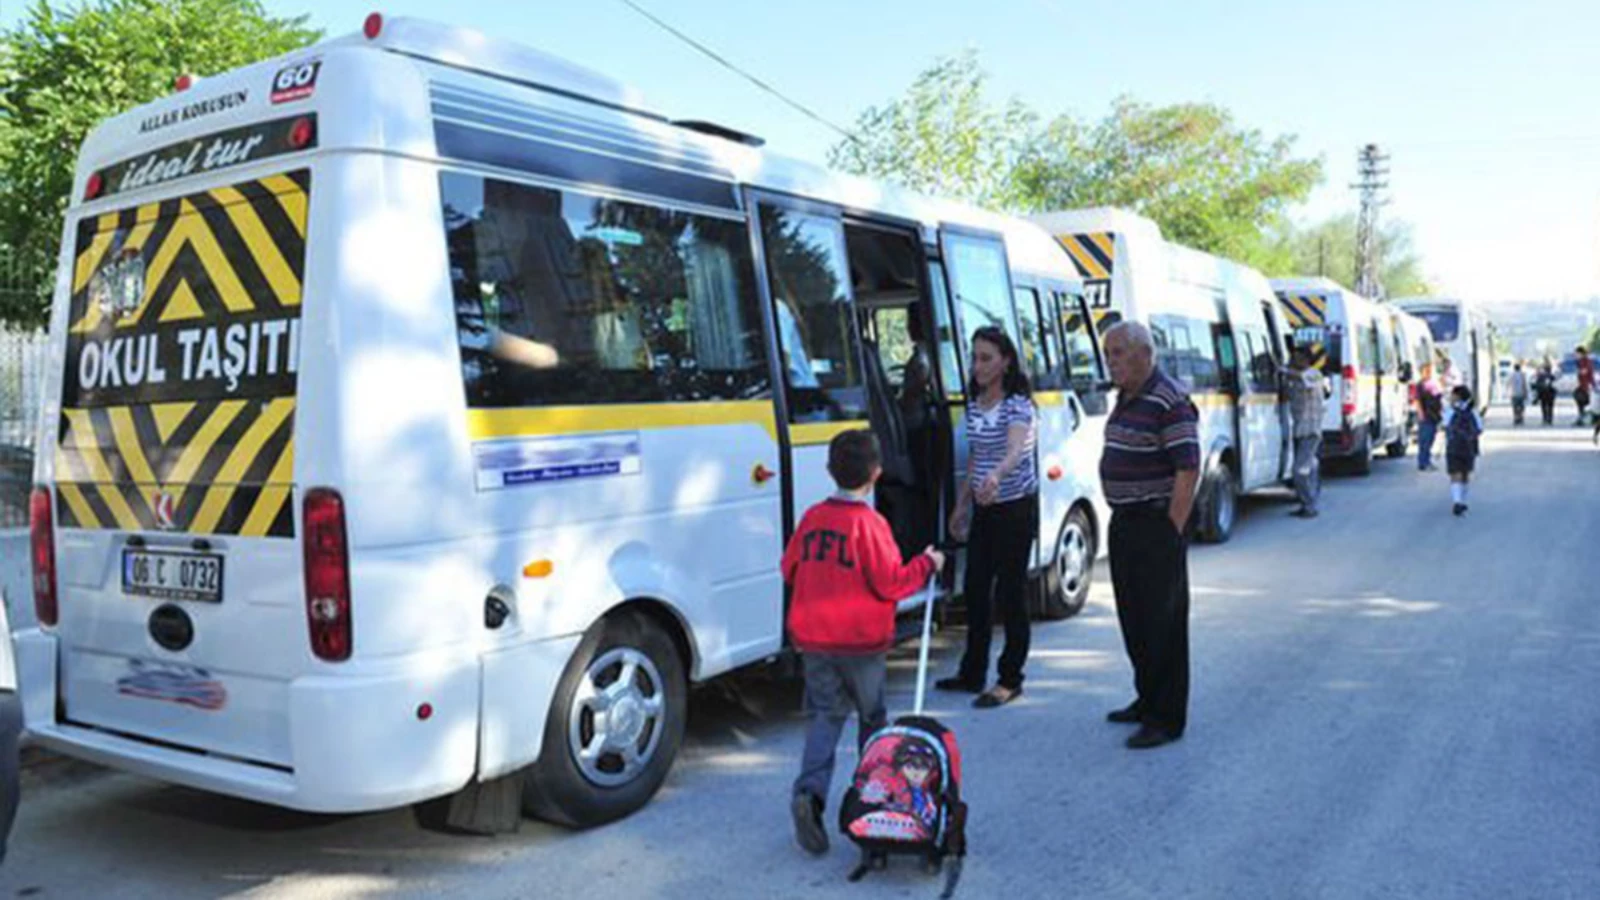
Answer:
[
  {"left": 934, "top": 676, "right": 983, "bottom": 694},
  {"left": 973, "top": 686, "right": 1022, "bottom": 708}
]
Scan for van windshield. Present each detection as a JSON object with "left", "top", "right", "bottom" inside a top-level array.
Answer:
[{"left": 1411, "top": 309, "right": 1460, "bottom": 343}]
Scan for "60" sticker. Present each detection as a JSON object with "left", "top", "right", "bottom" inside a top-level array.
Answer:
[{"left": 271, "top": 61, "right": 321, "bottom": 104}]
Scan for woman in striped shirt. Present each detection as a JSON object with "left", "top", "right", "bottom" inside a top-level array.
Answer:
[{"left": 936, "top": 326, "right": 1039, "bottom": 708}]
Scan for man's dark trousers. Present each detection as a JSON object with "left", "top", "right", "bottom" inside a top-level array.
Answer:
[{"left": 1109, "top": 503, "right": 1190, "bottom": 737}]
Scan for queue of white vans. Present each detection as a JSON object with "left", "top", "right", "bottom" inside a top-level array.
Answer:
[{"left": 11, "top": 15, "right": 1494, "bottom": 833}]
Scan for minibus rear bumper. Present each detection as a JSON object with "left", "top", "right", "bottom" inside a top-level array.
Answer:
[{"left": 12, "top": 628, "right": 523, "bottom": 813}]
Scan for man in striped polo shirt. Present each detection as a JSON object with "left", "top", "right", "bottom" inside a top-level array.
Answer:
[{"left": 1099, "top": 321, "right": 1200, "bottom": 750}]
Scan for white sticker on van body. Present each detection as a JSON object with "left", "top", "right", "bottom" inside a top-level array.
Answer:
[{"left": 472, "top": 431, "right": 642, "bottom": 490}]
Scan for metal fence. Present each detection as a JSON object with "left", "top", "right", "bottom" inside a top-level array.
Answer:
[{"left": 1, "top": 328, "right": 49, "bottom": 529}]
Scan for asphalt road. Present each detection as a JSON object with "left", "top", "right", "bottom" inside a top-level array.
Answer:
[{"left": 4, "top": 410, "right": 1598, "bottom": 899}]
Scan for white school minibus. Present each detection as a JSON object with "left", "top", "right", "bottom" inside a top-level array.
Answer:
[
  {"left": 1272, "top": 278, "right": 1411, "bottom": 473},
  {"left": 17, "top": 15, "right": 1107, "bottom": 828},
  {"left": 1030, "top": 208, "right": 1293, "bottom": 544},
  {"left": 1393, "top": 297, "right": 1496, "bottom": 414}
]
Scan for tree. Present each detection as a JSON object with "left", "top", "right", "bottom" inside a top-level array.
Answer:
[
  {"left": 1015, "top": 98, "right": 1322, "bottom": 273},
  {"left": 829, "top": 53, "right": 1324, "bottom": 273},
  {"left": 0, "top": 0, "right": 319, "bottom": 326},
  {"left": 1274, "top": 213, "right": 1432, "bottom": 298},
  {"left": 827, "top": 51, "right": 1037, "bottom": 211}
]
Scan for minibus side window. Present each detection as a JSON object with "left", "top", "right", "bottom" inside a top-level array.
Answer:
[
  {"left": 943, "top": 233, "right": 1018, "bottom": 349},
  {"left": 1012, "top": 286, "right": 1050, "bottom": 386},
  {"left": 758, "top": 207, "right": 866, "bottom": 422},
  {"left": 1057, "top": 291, "right": 1104, "bottom": 390},
  {"left": 1035, "top": 288, "right": 1066, "bottom": 391},
  {"left": 441, "top": 173, "right": 770, "bottom": 408},
  {"left": 1150, "top": 313, "right": 1220, "bottom": 393},
  {"left": 1357, "top": 325, "right": 1379, "bottom": 373},
  {"left": 928, "top": 261, "right": 965, "bottom": 396}
]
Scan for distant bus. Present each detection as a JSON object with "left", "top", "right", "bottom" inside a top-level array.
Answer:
[{"left": 1392, "top": 297, "right": 1495, "bottom": 412}]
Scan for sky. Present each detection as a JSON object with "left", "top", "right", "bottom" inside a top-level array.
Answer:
[{"left": 6, "top": 0, "right": 1599, "bottom": 303}]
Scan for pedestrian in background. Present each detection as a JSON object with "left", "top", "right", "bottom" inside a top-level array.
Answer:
[
  {"left": 936, "top": 326, "right": 1038, "bottom": 710},
  {"left": 1509, "top": 361, "right": 1529, "bottom": 426},
  {"left": 1534, "top": 363, "right": 1558, "bottom": 426},
  {"left": 1574, "top": 346, "right": 1593, "bottom": 426},
  {"left": 1097, "top": 321, "right": 1199, "bottom": 750},
  {"left": 782, "top": 430, "right": 943, "bottom": 856},
  {"left": 1444, "top": 385, "right": 1484, "bottom": 517},
  {"left": 1285, "top": 345, "right": 1328, "bottom": 518},
  {"left": 1415, "top": 362, "right": 1445, "bottom": 471}
]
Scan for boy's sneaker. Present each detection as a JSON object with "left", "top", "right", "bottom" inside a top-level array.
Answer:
[
  {"left": 791, "top": 792, "right": 828, "bottom": 856},
  {"left": 1452, "top": 503, "right": 1466, "bottom": 517}
]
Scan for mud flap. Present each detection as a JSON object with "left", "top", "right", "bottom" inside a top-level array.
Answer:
[{"left": 416, "top": 769, "right": 525, "bottom": 835}]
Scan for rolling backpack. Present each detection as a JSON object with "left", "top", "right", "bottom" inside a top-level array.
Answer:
[{"left": 838, "top": 574, "right": 968, "bottom": 898}]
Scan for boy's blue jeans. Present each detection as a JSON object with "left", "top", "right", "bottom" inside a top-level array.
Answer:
[
  {"left": 1417, "top": 420, "right": 1439, "bottom": 469},
  {"left": 794, "top": 652, "right": 886, "bottom": 805}
]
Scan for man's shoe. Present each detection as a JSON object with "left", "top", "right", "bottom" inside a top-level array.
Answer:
[
  {"left": 1126, "top": 725, "right": 1181, "bottom": 750},
  {"left": 1291, "top": 507, "right": 1318, "bottom": 519},
  {"left": 1106, "top": 702, "right": 1142, "bottom": 724},
  {"left": 935, "top": 676, "right": 983, "bottom": 694},
  {"left": 1452, "top": 503, "right": 1465, "bottom": 517},
  {"left": 791, "top": 792, "right": 828, "bottom": 856}
]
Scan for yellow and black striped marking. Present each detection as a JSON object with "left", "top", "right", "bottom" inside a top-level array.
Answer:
[
  {"left": 1276, "top": 292, "right": 1330, "bottom": 370},
  {"left": 1059, "top": 232, "right": 1115, "bottom": 281},
  {"left": 56, "top": 170, "right": 309, "bottom": 538}
]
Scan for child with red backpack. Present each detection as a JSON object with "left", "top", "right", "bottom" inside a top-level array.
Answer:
[
  {"left": 1443, "top": 385, "right": 1484, "bottom": 516},
  {"left": 782, "top": 430, "right": 944, "bottom": 856}
]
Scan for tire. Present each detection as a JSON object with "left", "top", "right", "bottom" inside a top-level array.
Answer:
[
  {"left": 521, "top": 610, "right": 687, "bottom": 829},
  {"left": 1038, "top": 506, "right": 1095, "bottom": 620},
  {"left": 1385, "top": 424, "right": 1409, "bottom": 459},
  {"left": 1195, "top": 464, "right": 1237, "bottom": 544},
  {"left": 1349, "top": 430, "right": 1373, "bottom": 476}
]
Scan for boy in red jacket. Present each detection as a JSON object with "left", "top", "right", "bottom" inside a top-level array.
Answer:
[{"left": 783, "top": 430, "right": 944, "bottom": 856}]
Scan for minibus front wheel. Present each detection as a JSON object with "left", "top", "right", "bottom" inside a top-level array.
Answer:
[
  {"left": 1194, "top": 464, "right": 1237, "bottom": 544},
  {"left": 523, "top": 609, "right": 688, "bottom": 828},
  {"left": 1038, "top": 506, "right": 1095, "bottom": 620}
]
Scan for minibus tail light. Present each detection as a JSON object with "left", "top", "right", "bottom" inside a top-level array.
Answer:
[
  {"left": 175, "top": 73, "right": 194, "bottom": 92},
  {"left": 1341, "top": 364, "right": 1358, "bottom": 419},
  {"left": 303, "top": 488, "right": 352, "bottom": 661},
  {"left": 364, "top": 12, "right": 384, "bottom": 39},
  {"left": 31, "top": 487, "right": 58, "bottom": 627},
  {"left": 84, "top": 172, "right": 104, "bottom": 202},
  {"left": 288, "top": 116, "right": 315, "bottom": 150}
]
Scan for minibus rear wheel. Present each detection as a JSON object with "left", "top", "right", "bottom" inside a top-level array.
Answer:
[
  {"left": 1350, "top": 431, "right": 1374, "bottom": 475},
  {"left": 522, "top": 609, "right": 687, "bottom": 828}
]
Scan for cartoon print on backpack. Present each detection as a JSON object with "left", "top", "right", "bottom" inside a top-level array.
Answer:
[{"left": 849, "top": 734, "right": 943, "bottom": 841}]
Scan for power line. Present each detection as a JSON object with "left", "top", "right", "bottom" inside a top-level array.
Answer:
[{"left": 615, "top": 0, "right": 862, "bottom": 146}]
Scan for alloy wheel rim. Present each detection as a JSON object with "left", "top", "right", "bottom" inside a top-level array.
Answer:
[{"left": 568, "top": 647, "right": 666, "bottom": 787}]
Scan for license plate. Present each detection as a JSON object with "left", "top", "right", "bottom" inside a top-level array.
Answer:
[{"left": 122, "top": 549, "right": 224, "bottom": 603}]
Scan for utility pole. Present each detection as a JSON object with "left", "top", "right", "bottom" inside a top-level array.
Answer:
[{"left": 1353, "top": 143, "right": 1389, "bottom": 300}]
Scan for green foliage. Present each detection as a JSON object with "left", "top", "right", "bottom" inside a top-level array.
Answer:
[
  {"left": 1265, "top": 213, "right": 1432, "bottom": 298},
  {"left": 1015, "top": 98, "right": 1322, "bottom": 273},
  {"left": 827, "top": 51, "right": 1038, "bottom": 211},
  {"left": 0, "top": 0, "right": 319, "bottom": 326},
  {"left": 829, "top": 53, "right": 1325, "bottom": 273}
]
